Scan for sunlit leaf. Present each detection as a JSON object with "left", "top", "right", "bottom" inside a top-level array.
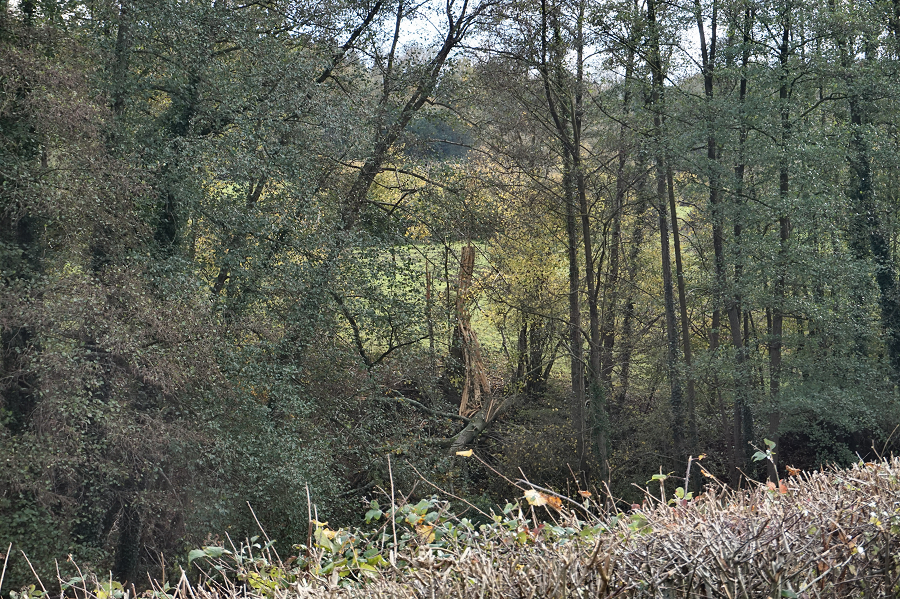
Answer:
[
  {"left": 455, "top": 449, "right": 473, "bottom": 457},
  {"left": 416, "top": 524, "right": 435, "bottom": 543},
  {"left": 524, "top": 489, "right": 547, "bottom": 506}
]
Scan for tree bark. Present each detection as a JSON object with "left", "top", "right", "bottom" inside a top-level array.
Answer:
[
  {"left": 768, "top": 13, "right": 792, "bottom": 482},
  {"left": 667, "top": 167, "right": 698, "bottom": 460},
  {"left": 719, "top": 2, "right": 752, "bottom": 487},
  {"left": 615, "top": 200, "right": 648, "bottom": 417},
  {"left": 539, "top": 0, "right": 589, "bottom": 482},
  {"left": 648, "top": 0, "right": 685, "bottom": 461},
  {"left": 572, "top": 0, "right": 606, "bottom": 483}
]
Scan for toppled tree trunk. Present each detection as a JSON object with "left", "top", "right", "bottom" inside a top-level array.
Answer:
[{"left": 449, "top": 410, "right": 488, "bottom": 454}]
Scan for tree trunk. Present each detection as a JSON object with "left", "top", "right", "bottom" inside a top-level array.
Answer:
[
  {"left": 565, "top": 151, "right": 588, "bottom": 481},
  {"left": 768, "top": 15, "right": 792, "bottom": 482},
  {"left": 572, "top": 1, "right": 605, "bottom": 482},
  {"left": 724, "top": 2, "right": 752, "bottom": 487},
  {"left": 600, "top": 27, "right": 638, "bottom": 392},
  {"left": 540, "top": 0, "right": 589, "bottom": 483},
  {"left": 841, "top": 26, "right": 900, "bottom": 376},
  {"left": 111, "top": 1, "right": 132, "bottom": 116},
  {"left": 667, "top": 167, "right": 698, "bottom": 460},
  {"left": 648, "top": 0, "right": 684, "bottom": 461},
  {"left": 337, "top": 2, "right": 489, "bottom": 233},
  {"left": 211, "top": 177, "right": 266, "bottom": 296}
]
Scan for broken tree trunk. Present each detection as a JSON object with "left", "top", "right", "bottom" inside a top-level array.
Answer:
[
  {"left": 446, "top": 244, "right": 503, "bottom": 454},
  {"left": 455, "top": 245, "right": 492, "bottom": 419}
]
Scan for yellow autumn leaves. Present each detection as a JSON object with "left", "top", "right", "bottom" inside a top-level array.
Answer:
[{"left": 523, "top": 489, "right": 563, "bottom": 511}]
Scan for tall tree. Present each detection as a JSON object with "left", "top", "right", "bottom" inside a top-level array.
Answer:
[{"left": 646, "top": 0, "right": 686, "bottom": 462}]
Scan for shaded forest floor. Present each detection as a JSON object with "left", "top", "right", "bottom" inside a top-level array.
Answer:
[{"left": 14, "top": 457, "right": 900, "bottom": 599}]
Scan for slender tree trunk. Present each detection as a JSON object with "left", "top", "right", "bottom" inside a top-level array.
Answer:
[
  {"left": 571, "top": 1, "right": 604, "bottom": 482},
  {"left": 768, "top": 15, "right": 792, "bottom": 482},
  {"left": 601, "top": 163, "right": 624, "bottom": 389},
  {"left": 426, "top": 263, "right": 436, "bottom": 376},
  {"left": 696, "top": 0, "right": 737, "bottom": 477},
  {"left": 600, "top": 34, "right": 638, "bottom": 392},
  {"left": 338, "top": 3, "right": 485, "bottom": 233},
  {"left": 540, "top": 0, "right": 589, "bottom": 483},
  {"left": 667, "top": 167, "right": 698, "bottom": 459},
  {"left": 111, "top": 1, "right": 132, "bottom": 116},
  {"left": 516, "top": 320, "right": 528, "bottom": 385},
  {"left": 648, "top": 0, "right": 685, "bottom": 461},
  {"left": 726, "top": 2, "right": 752, "bottom": 487},
  {"left": 565, "top": 154, "right": 588, "bottom": 481}
]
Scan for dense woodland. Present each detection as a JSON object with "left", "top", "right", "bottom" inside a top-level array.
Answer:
[{"left": 2, "top": 0, "right": 900, "bottom": 587}]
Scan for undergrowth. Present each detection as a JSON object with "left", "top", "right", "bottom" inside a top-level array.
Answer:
[{"left": 3, "top": 455, "right": 899, "bottom": 598}]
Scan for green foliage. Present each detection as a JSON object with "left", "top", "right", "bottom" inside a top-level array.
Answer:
[
  {"left": 4, "top": 0, "right": 900, "bottom": 587},
  {"left": 184, "top": 492, "right": 611, "bottom": 590},
  {"left": 751, "top": 438, "right": 777, "bottom": 464}
]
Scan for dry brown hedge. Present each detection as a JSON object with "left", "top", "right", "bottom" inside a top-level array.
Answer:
[{"left": 43, "top": 458, "right": 900, "bottom": 599}]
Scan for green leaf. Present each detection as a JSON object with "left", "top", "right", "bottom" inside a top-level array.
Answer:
[
  {"left": 764, "top": 438, "right": 776, "bottom": 449},
  {"left": 365, "top": 508, "right": 383, "bottom": 523},
  {"left": 187, "top": 549, "right": 206, "bottom": 563},
  {"left": 204, "top": 546, "right": 227, "bottom": 558},
  {"left": 752, "top": 451, "right": 768, "bottom": 462},
  {"left": 367, "top": 554, "right": 389, "bottom": 567},
  {"left": 314, "top": 528, "right": 335, "bottom": 552}
]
